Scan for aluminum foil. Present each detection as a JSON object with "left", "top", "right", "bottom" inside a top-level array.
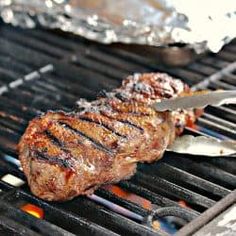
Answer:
[{"left": 0, "top": 0, "right": 235, "bottom": 53}]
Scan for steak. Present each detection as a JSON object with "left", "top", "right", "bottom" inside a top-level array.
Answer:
[{"left": 18, "top": 73, "right": 197, "bottom": 201}]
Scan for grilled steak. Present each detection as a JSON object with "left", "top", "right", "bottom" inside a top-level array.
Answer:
[{"left": 18, "top": 73, "right": 196, "bottom": 201}]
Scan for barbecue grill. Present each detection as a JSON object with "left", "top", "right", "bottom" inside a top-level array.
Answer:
[{"left": 0, "top": 22, "right": 235, "bottom": 235}]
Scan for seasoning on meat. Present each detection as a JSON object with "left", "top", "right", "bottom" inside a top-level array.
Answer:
[{"left": 18, "top": 73, "right": 197, "bottom": 201}]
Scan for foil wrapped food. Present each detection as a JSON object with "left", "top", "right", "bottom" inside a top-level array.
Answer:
[{"left": 0, "top": 0, "right": 235, "bottom": 53}]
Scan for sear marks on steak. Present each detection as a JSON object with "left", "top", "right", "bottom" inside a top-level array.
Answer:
[{"left": 18, "top": 73, "right": 196, "bottom": 201}]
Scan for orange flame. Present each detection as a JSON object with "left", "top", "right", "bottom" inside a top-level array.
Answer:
[
  {"left": 178, "top": 200, "right": 190, "bottom": 209},
  {"left": 21, "top": 203, "right": 44, "bottom": 219},
  {"left": 105, "top": 185, "right": 152, "bottom": 210}
]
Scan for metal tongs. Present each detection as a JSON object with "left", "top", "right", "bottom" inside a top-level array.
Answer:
[
  {"left": 152, "top": 90, "right": 236, "bottom": 157},
  {"left": 152, "top": 90, "right": 236, "bottom": 111}
]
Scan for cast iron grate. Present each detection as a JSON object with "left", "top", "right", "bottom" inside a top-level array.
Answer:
[{"left": 0, "top": 23, "right": 235, "bottom": 235}]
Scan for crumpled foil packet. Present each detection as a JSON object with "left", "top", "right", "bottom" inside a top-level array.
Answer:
[{"left": 0, "top": 0, "right": 235, "bottom": 53}]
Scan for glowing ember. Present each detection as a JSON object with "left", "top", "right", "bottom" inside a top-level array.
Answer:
[
  {"left": 104, "top": 185, "right": 152, "bottom": 210},
  {"left": 21, "top": 203, "right": 44, "bottom": 219},
  {"left": 186, "top": 120, "right": 198, "bottom": 130},
  {"left": 178, "top": 200, "right": 190, "bottom": 208},
  {"left": 152, "top": 220, "right": 161, "bottom": 230}
]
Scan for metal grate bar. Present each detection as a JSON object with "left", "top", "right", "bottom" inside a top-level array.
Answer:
[
  {"left": 0, "top": 133, "right": 20, "bottom": 156},
  {"left": 63, "top": 197, "right": 159, "bottom": 236},
  {"left": 200, "top": 57, "right": 229, "bottom": 69},
  {"left": 39, "top": 73, "right": 95, "bottom": 100},
  {"left": 217, "top": 50, "right": 236, "bottom": 62},
  {"left": 0, "top": 64, "right": 53, "bottom": 95},
  {"left": 0, "top": 201, "right": 76, "bottom": 236},
  {"left": 210, "top": 80, "right": 236, "bottom": 89},
  {"left": 204, "top": 157, "right": 236, "bottom": 176},
  {"left": 0, "top": 67, "right": 21, "bottom": 83},
  {"left": 96, "top": 188, "right": 150, "bottom": 217},
  {"left": 19, "top": 191, "right": 118, "bottom": 236},
  {"left": 0, "top": 38, "right": 119, "bottom": 92},
  {"left": 0, "top": 54, "right": 33, "bottom": 74},
  {"left": 202, "top": 113, "right": 236, "bottom": 130},
  {"left": 177, "top": 189, "right": 236, "bottom": 236},
  {"left": 164, "top": 155, "right": 236, "bottom": 190},
  {"left": 21, "top": 28, "right": 148, "bottom": 74},
  {"left": 71, "top": 55, "right": 129, "bottom": 81},
  {"left": 0, "top": 27, "right": 136, "bottom": 89},
  {"left": 0, "top": 215, "right": 41, "bottom": 236},
  {"left": 119, "top": 181, "right": 178, "bottom": 207},
  {"left": 225, "top": 44, "right": 236, "bottom": 53},
  {"left": 7, "top": 27, "right": 140, "bottom": 79},
  {"left": 96, "top": 46, "right": 207, "bottom": 85},
  {"left": 192, "top": 61, "right": 236, "bottom": 90},
  {"left": 133, "top": 172, "right": 216, "bottom": 210},
  {"left": 197, "top": 117, "right": 235, "bottom": 139},
  {"left": 0, "top": 181, "right": 120, "bottom": 236},
  {"left": 186, "top": 63, "right": 217, "bottom": 76},
  {"left": 139, "top": 162, "right": 230, "bottom": 200},
  {"left": 21, "top": 28, "right": 78, "bottom": 52},
  {"left": 0, "top": 116, "right": 25, "bottom": 134},
  {"left": 205, "top": 106, "right": 236, "bottom": 124},
  {"left": 222, "top": 74, "right": 236, "bottom": 85},
  {"left": 0, "top": 95, "right": 40, "bottom": 118},
  {"left": 3, "top": 87, "right": 67, "bottom": 112},
  {"left": 0, "top": 159, "right": 23, "bottom": 180},
  {"left": 0, "top": 27, "right": 67, "bottom": 59}
]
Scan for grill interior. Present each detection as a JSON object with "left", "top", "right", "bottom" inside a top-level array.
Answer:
[{"left": 0, "top": 23, "right": 235, "bottom": 236}]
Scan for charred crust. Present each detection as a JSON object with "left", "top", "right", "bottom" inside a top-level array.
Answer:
[
  {"left": 33, "top": 150, "right": 74, "bottom": 169},
  {"left": 58, "top": 121, "right": 114, "bottom": 155},
  {"left": 78, "top": 116, "right": 127, "bottom": 139},
  {"left": 117, "top": 119, "right": 144, "bottom": 133}
]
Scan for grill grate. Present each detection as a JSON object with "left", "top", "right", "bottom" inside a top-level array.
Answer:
[{"left": 0, "top": 23, "right": 235, "bottom": 235}]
